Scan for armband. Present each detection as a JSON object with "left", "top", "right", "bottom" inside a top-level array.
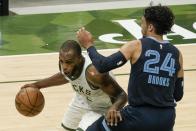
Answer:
[{"left": 87, "top": 46, "right": 127, "bottom": 73}]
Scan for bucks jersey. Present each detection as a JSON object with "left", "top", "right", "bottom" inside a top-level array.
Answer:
[
  {"left": 128, "top": 37, "right": 180, "bottom": 107},
  {"left": 62, "top": 53, "right": 112, "bottom": 113}
]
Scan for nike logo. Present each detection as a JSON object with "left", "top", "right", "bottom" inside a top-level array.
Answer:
[{"left": 117, "top": 61, "right": 123, "bottom": 65}]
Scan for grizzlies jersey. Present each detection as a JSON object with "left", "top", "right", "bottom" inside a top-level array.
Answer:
[
  {"left": 128, "top": 37, "right": 180, "bottom": 107},
  {"left": 62, "top": 53, "right": 112, "bottom": 113}
]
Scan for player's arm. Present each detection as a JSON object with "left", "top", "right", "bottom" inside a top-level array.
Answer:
[
  {"left": 86, "top": 65, "right": 128, "bottom": 126},
  {"left": 21, "top": 72, "right": 69, "bottom": 89},
  {"left": 87, "top": 41, "right": 137, "bottom": 73},
  {"left": 77, "top": 27, "right": 137, "bottom": 73},
  {"left": 174, "top": 51, "right": 184, "bottom": 102}
]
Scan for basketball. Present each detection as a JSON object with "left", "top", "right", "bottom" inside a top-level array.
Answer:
[{"left": 15, "top": 87, "right": 45, "bottom": 117}]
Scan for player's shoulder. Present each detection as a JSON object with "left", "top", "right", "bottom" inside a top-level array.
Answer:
[
  {"left": 168, "top": 43, "right": 181, "bottom": 57},
  {"left": 121, "top": 39, "right": 140, "bottom": 52},
  {"left": 86, "top": 65, "right": 106, "bottom": 78},
  {"left": 86, "top": 64, "right": 108, "bottom": 83},
  {"left": 125, "top": 40, "right": 140, "bottom": 47}
]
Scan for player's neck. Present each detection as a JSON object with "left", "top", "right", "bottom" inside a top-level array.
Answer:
[{"left": 147, "top": 33, "right": 163, "bottom": 42}]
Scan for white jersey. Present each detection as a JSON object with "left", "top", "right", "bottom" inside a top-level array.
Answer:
[{"left": 61, "top": 53, "right": 112, "bottom": 114}]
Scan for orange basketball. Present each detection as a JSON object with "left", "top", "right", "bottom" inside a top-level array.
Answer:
[{"left": 15, "top": 87, "right": 45, "bottom": 117}]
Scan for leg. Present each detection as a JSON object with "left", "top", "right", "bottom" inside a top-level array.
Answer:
[
  {"left": 87, "top": 106, "right": 176, "bottom": 131},
  {"left": 86, "top": 106, "right": 133, "bottom": 131},
  {"left": 86, "top": 116, "right": 107, "bottom": 131},
  {"left": 61, "top": 123, "right": 75, "bottom": 131},
  {"left": 77, "top": 111, "right": 102, "bottom": 131},
  {"left": 169, "top": 128, "right": 173, "bottom": 131},
  {"left": 61, "top": 102, "right": 87, "bottom": 130}
]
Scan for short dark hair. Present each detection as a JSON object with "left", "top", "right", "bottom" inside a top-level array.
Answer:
[
  {"left": 60, "top": 40, "right": 82, "bottom": 56},
  {"left": 144, "top": 5, "right": 175, "bottom": 35}
]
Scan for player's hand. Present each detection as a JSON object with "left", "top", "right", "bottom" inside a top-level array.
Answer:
[
  {"left": 21, "top": 83, "right": 39, "bottom": 89},
  {"left": 105, "top": 106, "right": 122, "bottom": 126},
  {"left": 76, "top": 27, "right": 94, "bottom": 49}
]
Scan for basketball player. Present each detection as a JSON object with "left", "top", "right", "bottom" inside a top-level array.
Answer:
[
  {"left": 77, "top": 5, "right": 184, "bottom": 131},
  {"left": 21, "top": 40, "right": 127, "bottom": 131}
]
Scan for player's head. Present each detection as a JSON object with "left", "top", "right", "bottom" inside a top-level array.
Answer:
[
  {"left": 59, "top": 40, "right": 84, "bottom": 78},
  {"left": 141, "top": 5, "right": 175, "bottom": 36}
]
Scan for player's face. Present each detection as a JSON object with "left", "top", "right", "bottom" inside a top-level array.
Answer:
[
  {"left": 59, "top": 50, "right": 82, "bottom": 78},
  {"left": 141, "top": 16, "right": 148, "bottom": 36}
]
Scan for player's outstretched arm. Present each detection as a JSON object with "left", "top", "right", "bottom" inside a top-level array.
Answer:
[
  {"left": 21, "top": 72, "right": 69, "bottom": 89},
  {"left": 77, "top": 27, "right": 138, "bottom": 73},
  {"left": 86, "top": 65, "right": 128, "bottom": 126}
]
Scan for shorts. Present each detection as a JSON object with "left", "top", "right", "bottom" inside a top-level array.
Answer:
[
  {"left": 87, "top": 105, "right": 175, "bottom": 131},
  {"left": 61, "top": 95, "right": 103, "bottom": 130}
]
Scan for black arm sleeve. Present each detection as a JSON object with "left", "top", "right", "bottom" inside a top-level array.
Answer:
[
  {"left": 174, "top": 77, "right": 184, "bottom": 102},
  {"left": 87, "top": 46, "right": 127, "bottom": 73}
]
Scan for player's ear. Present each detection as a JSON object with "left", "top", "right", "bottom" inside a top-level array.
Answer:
[{"left": 147, "top": 24, "right": 154, "bottom": 32}]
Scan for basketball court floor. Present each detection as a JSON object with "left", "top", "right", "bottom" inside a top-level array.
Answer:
[
  {"left": 0, "top": 0, "right": 196, "bottom": 131},
  {"left": 0, "top": 46, "right": 196, "bottom": 131}
]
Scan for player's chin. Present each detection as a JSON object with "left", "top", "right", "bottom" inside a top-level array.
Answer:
[
  {"left": 64, "top": 71, "right": 71, "bottom": 76},
  {"left": 65, "top": 72, "right": 73, "bottom": 78}
]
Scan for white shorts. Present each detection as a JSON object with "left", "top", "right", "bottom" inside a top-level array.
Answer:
[
  {"left": 61, "top": 95, "right": 103, "bottom": 130},
  {"left": 78, "top": 111, "right": 102, "bottom": 130}
]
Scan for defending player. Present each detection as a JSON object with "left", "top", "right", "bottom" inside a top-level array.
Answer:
[{"left": 77, "top": 5, "right": 184, "bottom": 131}]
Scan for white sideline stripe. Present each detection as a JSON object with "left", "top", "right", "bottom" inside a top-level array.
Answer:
[
  {"left": 10, "top": 0, "right": 196, "bottom": 15},
  {"left": 0, "top": 43, "right": 196, "bottom": 58}
]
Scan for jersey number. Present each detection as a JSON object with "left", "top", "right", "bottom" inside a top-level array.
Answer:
[{"left": 143, "top": 50, "right": 176, "bottom": 77}]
